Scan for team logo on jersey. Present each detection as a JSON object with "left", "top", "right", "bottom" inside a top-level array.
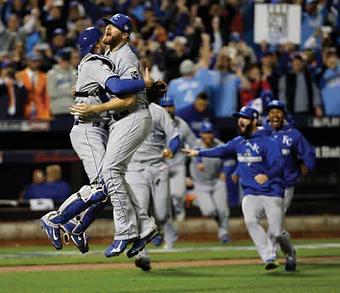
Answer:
[
  {"left": 282, "top": 135, "right": 292, "bottom": 146},
  {"left": 129, "top": 68, "right": 139, "bottom": 79},
  {"left": 245, "top": 142, "right": 260, "bottom": 154}
]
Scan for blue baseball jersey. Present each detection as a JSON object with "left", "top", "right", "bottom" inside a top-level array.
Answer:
[
  {"left": 262, "top": 122, "right": 316, "bottom": 187},
  {"left": 198, "top": 131, "right": 285, "bottom": 197},
  {"left": 176, "top": 104, "right": 213, "bottom": 137},
  {"left": 196, "top": 68, "right": 241, "bottom": 118},
  {"left": 319, "top": 65, "right": 340, "bottom": 116},
  {"left": 167, "top": 76, "right": 205, "bottom": 110}
]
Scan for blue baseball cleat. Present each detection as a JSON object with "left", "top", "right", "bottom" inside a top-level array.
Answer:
[
  {"left": 220, "top": 234, "right": 231, "bottom": 244},
  {"left": 127, "top": 228, "right": 159, "bottom": 258},
  {"left": 152, "top": 234, "right": 163, "bottom": 247},
  {"left": 61, "top": 221, "right": 89, "bottom": 254},
  {"left": 104, "top": 239, "right": 132, "bottom": 257},
  {"left": 39, "top": 213, "right": 62, "bottom": 250}
]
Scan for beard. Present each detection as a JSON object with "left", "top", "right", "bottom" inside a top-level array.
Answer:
[
  {"left": 238, "top": 123, "right": 253, "bottom": 137},
  {"left": 103, "top": 34, "right": 122, "bottom": 49}
]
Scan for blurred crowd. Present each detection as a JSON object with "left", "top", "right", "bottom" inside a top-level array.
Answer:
[{"left": 0, "top": 0, "right": 339, "bottom": 123}]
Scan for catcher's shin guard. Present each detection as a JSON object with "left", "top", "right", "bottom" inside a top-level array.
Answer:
[
  {"left": 50, "top": 185, "right": 107, "bottom": 225},
  {"left": 72, "top": 201, "right": 108, "bottom": 235}
]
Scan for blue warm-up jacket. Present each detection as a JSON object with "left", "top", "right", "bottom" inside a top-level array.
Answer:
[
  {"left": 198, "top": 131, "right": 285, "bottom": 197},
  {"left": 262, "top": 122, "right": 316, "bottom": 188}
]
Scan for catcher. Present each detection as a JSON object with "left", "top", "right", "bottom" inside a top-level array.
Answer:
[{"left": 69, "top": 76, "right": 168, "bottom": 252}]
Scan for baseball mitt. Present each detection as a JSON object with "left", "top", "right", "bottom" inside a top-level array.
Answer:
[{"left": 146, "top": 80, "right": 167, "bottom": 104}]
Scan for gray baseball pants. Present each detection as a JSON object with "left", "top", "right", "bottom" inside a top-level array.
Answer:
[
  {"left": 194, "top": 180, "right": 229, "bottom": 239},
  {"left": 126, "top": 161, "right": 171, "bottom": 227},
  {"left": 102, "top": 108, "right": 154, "bottom": 240}
]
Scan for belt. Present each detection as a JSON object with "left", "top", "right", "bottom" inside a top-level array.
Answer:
[
  {"left": 110, "top": 103, "right": 148, "bottom": 121},
  {"left": 73, "top": 119, "right": 109, "bottom": 131},
  {"left": 74, "top": 91, "right": 89, "bottom": 97}
]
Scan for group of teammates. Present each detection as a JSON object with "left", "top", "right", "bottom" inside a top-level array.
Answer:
[
  {"left": 184, "top": 102, "right": 316, "bottom": 272},
  {"left": 39, "top": 13, "right": 316, "bottom": 273}
]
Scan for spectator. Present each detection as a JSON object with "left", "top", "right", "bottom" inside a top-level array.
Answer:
[
  {"left": 260, "top": 52, "right": 280, "bottom": 99},
  {"left": 50, "top": 28, "right": 67, "bottom": 55},
  {"left": 70, "top": 48, "right": 80, "bottom": 69},
  {"left": 42, "top": 164, "right": 71, "bottom": 204},
  {"left": 0, "top": 63, "right": 27, "bottom": 119},
  {"left": 279, "top": 54, "right": 323, "bottom": 117},
  {"left": 0, "top": 14, "right": 26, "bottom": 53},
  {"left": 22, "top": 169, "right": 46, "bottom": 202},
  {"left": 17, "top": 52, "right": 50, "bottom": 120},
  {"left": 43, "top": 4, "right": 67, "bottom": 41},
  {"left": 47, "top": 48, "right": 76, "bottom": 118},
  {"left": 197, "top": 41, "right": 250, "bottom": 119},
  {"left": 319, "top": 50, "right": 340, "bottom": 116},
  {"left": 240, "top": 64, "right": 271, "bottom": 106},
  {"left": 167, "top": 59, "right": 205, "bottom": 111},
  {"left": 164, "top": 36, "right": 190, "bottom": 81},
  {"left": 227, "top": 32, "right": 256, "bottom": 67},
  {"left": 301, "top": 0, "right": 325, "bottom": 49},
  {"left": 177, "top": 92, "right": 213, "bottom": 137}
]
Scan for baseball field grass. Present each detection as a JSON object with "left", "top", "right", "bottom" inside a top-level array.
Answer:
[{"left": 0, "top": 239, "right": 340, "bottom": 293}]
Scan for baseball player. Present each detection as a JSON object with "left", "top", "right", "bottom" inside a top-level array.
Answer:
[
  {"left": 160, "top": 96, "right": 198, "bottom": 250},
  {"left": 189, "top": 121, "right": 230, "bottom": 243},
  {"left": 39, "top": 26, "right": 154, "bottom": 256},
  {"left": 93, "top": 14, "right": 160, "bottom": 258},
  {"left": 76, "top": 14, "right": 163, "bottom": 257},
  {"left": 125, "top": 102, "right": 181, "bottom": 271},
  {"left": 262, "top": 100, "right": 316, "bottom": 271},
  {"left": 184, "top": 106, "right": 295, "bottom": 271}
]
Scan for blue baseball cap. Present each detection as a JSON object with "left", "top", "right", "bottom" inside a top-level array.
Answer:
[
  {"left": 200, "top": 121, "right": 214, "bottom": 133},
  {"left": 77, "top": 27, "right": 102, "bottom": 58},
  {"left": 233, "top": 106, "right": 259, "bottom": 120},
  {"left": 266, "top": 100, "right": 286, "bottom": 113},
  {"left": 159, "top": 96, "right": 174, "bottom": 107},
  {"left": 102, "top": 13, "right": 132, "bottom": 33}
]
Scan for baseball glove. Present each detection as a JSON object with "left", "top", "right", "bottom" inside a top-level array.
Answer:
[{"left": 146, "top": 80, "right": 167, "bottom": 104}]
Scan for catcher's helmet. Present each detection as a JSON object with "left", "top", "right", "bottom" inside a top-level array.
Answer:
[
  {"left": 102, "top": 13, "right": 132, "bottom": 33},
  {"left": 77, "top": 27, "right": 102, "bottom": 58}
]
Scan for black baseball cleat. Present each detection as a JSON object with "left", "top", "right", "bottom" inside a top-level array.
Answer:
[
  {"left": 135, "top": 257, "right": 151, "bottom": 271},
  {"left": 285, "top": 254, "right": 297, "bottom": 272},
  {"left": 127, "top": 228, "right": 159, "bottom": 258}
]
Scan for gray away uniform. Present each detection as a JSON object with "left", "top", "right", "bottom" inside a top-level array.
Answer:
[
  {"left": 191, "top": 138, "right": 229, "bottom": 240},
  {"left": 126, "top": 103, "right": 180, "bottom": 228},
  {"left": 45, "top": 54, "right": 116, "bottom": 237},
  {"left": 126, "top": 103, "right": 179, "bottom": 260},
  {"left": 162, "top": 116, "right": 197, "bottom": 249},
  {"left": 70, "top": 53, "right": 115, "bottom": 184},
  {"left": 168, "top": 116, "right": 197, "bottom": 216},
  {"left": 104, "top": 44, "right": 155, "bottom": 240}
]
